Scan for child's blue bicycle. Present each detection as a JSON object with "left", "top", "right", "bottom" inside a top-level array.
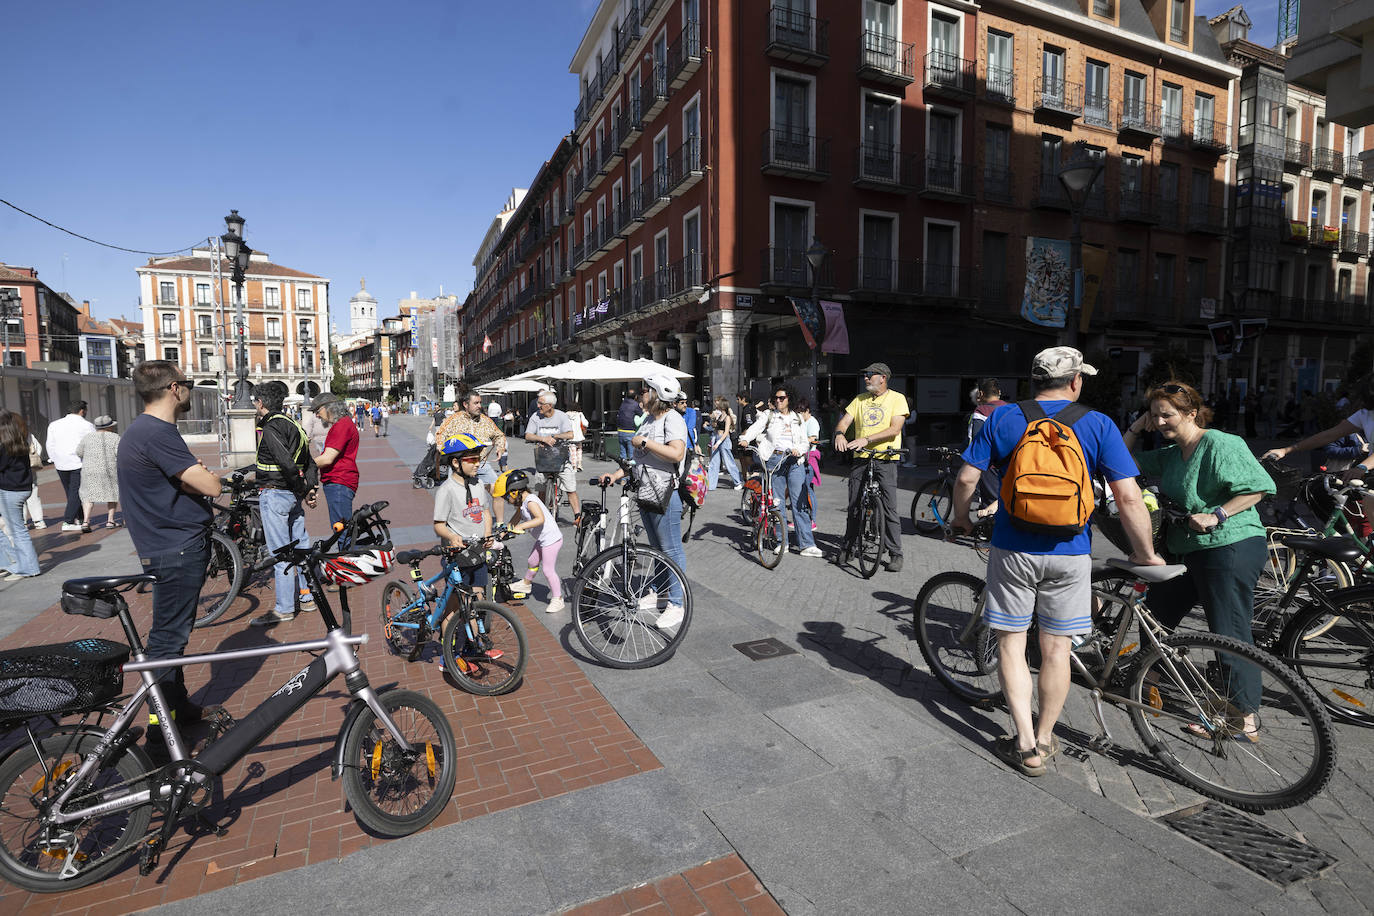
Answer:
[{"left": 379, "top": 532, "right": 528, "bottom": 696}]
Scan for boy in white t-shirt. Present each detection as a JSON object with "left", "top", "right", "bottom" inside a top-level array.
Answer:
[{"left": 494, "top": 468, "right": 565, "bottom": 615}]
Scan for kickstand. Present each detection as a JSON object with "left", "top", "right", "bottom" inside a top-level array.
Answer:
[{"left": 1086, "top": 689, "right": 1115, "bottom": 754}]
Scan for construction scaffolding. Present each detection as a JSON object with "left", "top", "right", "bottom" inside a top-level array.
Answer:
[{"left": 413, "top": 308, "right": 438, "bottom": 403}]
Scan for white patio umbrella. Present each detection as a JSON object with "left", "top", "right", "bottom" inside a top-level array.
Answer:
[
  {"left": 508, "top": 361, "right": 575, "bottom": 381},
  {"left": 538, "top": 354, "right": 643, "bottom": 382},
  {"left": 490, "top": 377, "right": 550, "bottom": 393},
  {"left": 626, "top": 357, "right": 693, "bottom": 380}
]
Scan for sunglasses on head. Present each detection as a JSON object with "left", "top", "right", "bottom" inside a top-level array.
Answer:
[{"left": 1160, "top": 384, "right": 1187, "bottom": 395}]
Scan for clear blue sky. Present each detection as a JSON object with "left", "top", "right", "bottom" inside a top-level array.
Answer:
[
  {"left": 5, "top": 0, "right": 1282, "bottom": 331},
  {"left": 3, "top": 0, "right": 599, "bottom": 331}
]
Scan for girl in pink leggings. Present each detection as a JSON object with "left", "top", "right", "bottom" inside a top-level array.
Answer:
[{"left": 495, "top": 469, "right": 565, "bottom": 615}]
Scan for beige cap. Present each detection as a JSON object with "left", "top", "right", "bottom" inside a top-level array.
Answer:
[{"left": 1031, "top": 346, "right": 1097, "bottom": 379}]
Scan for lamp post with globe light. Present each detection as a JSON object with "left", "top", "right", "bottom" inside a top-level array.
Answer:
[
  {"left": 1057, "top": 142, "right": 1103, "bottom": 348},
  {"left": 220, "top": 210, "right": 254, "bottom": 407}
]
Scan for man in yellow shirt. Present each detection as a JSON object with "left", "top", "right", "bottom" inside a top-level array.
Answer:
[{"left": 834, "top": 362, "right": 910, "bottom": 571}]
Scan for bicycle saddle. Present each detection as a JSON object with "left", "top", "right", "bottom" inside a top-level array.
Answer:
[
  {"left": 1104, "top": 557, "right": 1187, "bottom": 583},
  {"left": 1278, "top": 534, "right": 1366, "bottom": 565},
  {"left": 63, "top": 573, "right": 159, "bottom": 596}
]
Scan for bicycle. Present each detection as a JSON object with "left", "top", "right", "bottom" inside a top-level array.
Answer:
[
  {"left": 0, "top": 502, "right": 457, "bottom": 892},
  {"left": 534, "top": 443, "right": 570, "bottom": 521},
  {"left": 738, "top": 447, "right": 789, "bottom": 569},
  {"left": 378, "top": 534, "right": 528, "bottom": 696},
  {"left": 571, "top": 470, "right": 632, "bottom": 577},
  {"left": 570, "top": 460, "right": 693, "bottom": 668},
  {"left": 841, "top": 447, "right": 908, "bottom": 579},
  {"left": 913, "top": 557, "right": 1336, "bottom": 811}
]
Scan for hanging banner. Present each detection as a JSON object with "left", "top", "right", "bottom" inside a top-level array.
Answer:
[
  {"left": 1021, "top": 237, "right": 1070, "bottom": 329},
  {"left": 788, "top": 297, "right": 825, "bottom": 350},
  {"left": 819, "top": 300, "right": 849, "bottom": 354},
  {"left": 1208, "top": 320, "right": 1237, "bottom": 359},
  {"left": 1080, "top": 246, "right": 1107, "bottom": 333}
]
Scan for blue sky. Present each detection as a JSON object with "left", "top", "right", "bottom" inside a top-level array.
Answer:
[
  {"left": 3, "top": 0, "right": 598, "bottom": 331},
  {"left": 5, "top": 0, "right": 1278, "bottom": 331}
]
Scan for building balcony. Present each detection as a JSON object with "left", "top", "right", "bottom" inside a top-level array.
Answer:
[
  {"left": 1033, "top": 78, "right": 1082, "bottom": 119},
  {"left": 1158, "top": 199, "right": 1183, "bottom": 229},
  {"left": 985, "top": 66, "right": 1014, "bottom": 105},
  {"left": 657, "top": 136, "right": 705, "bottom": 197},
  {"left": 1186, "top": 203, "right": 1226, "bottom": 235},
  {"left": 1117, "top": 100, "right": 1161, "bottom": 139},
  {"left": 760, "top": 247, "right": 832, "bottom": 293},
  {"left": 1110, "top": 289, "right": 1155, "bottom": 323},
  {"left": 571, "top": 238, "right": 590, "bottom": 269},
  {"left": 1313, "top": 147, "right": 1342, "bottom": 174},
  {"left": 573, "top": 166, "right": 592, "bottom": 204},
  {"left": 853, "top": 143, "right": 913, "bottom": 192},
  {"left": 639, "top": 174, "right": 671, "bottom": 219},
  {"left": 1341, "top": 228, "right": 1370, "bottom": 258},
  {"left": 1309, "top": 221, "right": 1340, "bottom": 248},
  {"left": 761, "top": 129, "right": 831, "bottom": 180},
  {"left": 1161, "top": 116, "right": 1188, "bottom": 146},
  {"left": 656, "top": 251, "right": 706, "bottom": 302},
  {"left": 1192, "top": 118, "right": 1230, "bottom": 154},
  {"left": 619, "top": 187, "right": 647, "bottom": 232},
  {"left": 641, "top": 66, "right": 669, "bottom": 121},
  {"left": 159, "top": 329, "right": 181, "bottom": 340},
  {"left": 585, "top": 149, "right": 609, "bottom": 193},
  {"left": 982, "top": 169, "right": 1014, "bottom": 204},
  {"left": 616, "top": 100, "right": 643, "bottom": 150},
  {"left": 923, "top": 51, "right": 974, "bottom": 99},
  {"left": 589, "top": 221, "right": 616, "bottom": 262},
  {"left": 666, "top": 21, "right": 701, "bottom": 89},
  {"left": 1118, "top": 189, "right": 1158, "bottom": 223},
  {"left": 1347, "top": 157, "right": 1368, "bottom": 185},
  {"left": 765, "top": 6, "right": 828, "bottom": 66},
  {"left": 1031, "top": 175, "right": 1071, "bottom": 210},
  {"left": 1285, "top": 138, "right": 1312, "bottom": 169},
  {"left": 617, "top": 4, "right": 641, "bottom": 64},
  {"left": 917, "top": 157, "right": 973, "bottom": 200},
  {"left": 1279, "top": 297, "right": 1363, "bottom": 325},
  {"left": 857, "top": 30, "right": 915, "bottom": 87},
  {"left": 849, "top": 258, "right": 976, "bottom": 306},
  {"left": 195, "top": 330, "right": 216, "bottom": 342}
]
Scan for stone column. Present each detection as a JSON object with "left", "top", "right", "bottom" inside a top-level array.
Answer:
[
  {"left": 707, "top": 310, "right": 750, "bottom": 402},
  {"left": 621, "top": 331, "right": 639, "bottom": 362},
  {"left": 650, "top": 339, "right": 668, "bottom": 365},
  {"left": 675, "top": 331, "right": 698, "bottom": 399}
]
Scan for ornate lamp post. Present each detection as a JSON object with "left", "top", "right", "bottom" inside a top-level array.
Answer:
[
  {"left": 1057, "top": 143, "right": 1103, "bottom": 348},
  {"left": 220, "top": 210, "right": 254, "bottom": 407}
]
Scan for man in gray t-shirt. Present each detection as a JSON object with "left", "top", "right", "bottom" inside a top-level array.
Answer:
[{"left": 524, "top": 392, "right": 581, "bottom": 520}]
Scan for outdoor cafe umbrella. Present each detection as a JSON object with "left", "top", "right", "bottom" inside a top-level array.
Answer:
[{"left": 626, "top": 357, "right": 693, "bottom": 380}]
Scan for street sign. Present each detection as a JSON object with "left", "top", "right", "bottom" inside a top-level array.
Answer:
[{"left": 735, "top": 294, "right": 754, "bottom": 308}]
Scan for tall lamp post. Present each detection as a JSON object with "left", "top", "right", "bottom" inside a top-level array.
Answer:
[
  {"left": 220, "top": 210, "right": 254, "bottom": 407},
  {"left": 300, "top": 330, "right": 313, "bottom": 409},
  {"left": 805, "top": 237, "right": 827, "bottom": 404},
  {"left": 1057, "top": 143, "right": 1103, "bottom": 349}
]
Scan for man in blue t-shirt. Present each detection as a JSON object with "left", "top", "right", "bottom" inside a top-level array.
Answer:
[
  {"left": 117, "top": 360, "right": 224, "bottom": 755},
  {"left": 952, "top": 346, "right": 1161, "bottom": 777}
]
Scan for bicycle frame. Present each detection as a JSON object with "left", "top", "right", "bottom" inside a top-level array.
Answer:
[{"left": 391, "top": 558, "right": 473, "bottom": 635}]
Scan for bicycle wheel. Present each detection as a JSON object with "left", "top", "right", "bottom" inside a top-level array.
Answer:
[
  {"left": 1126, "top": 632, "right": 1336, "bottom": 811},
  {"left": 856, "top": 500, "right": 883, "bottom": 579},
  {"left": 913, "top": 571, "right": 1003, "bottom": 704},
  {"left": 911, "top": 478, "right": 952, "bottom": 534},
  {"left": 572, "top": 544, "right": 692, "bottom": 668},
  {"left": 542, "top": 477, "right": 559, "bottom": 521},
  {"left": 379, "top": 580, "right": 424, "bottom": 658},
  {"left": 0, "top": 730, "right": 153, "bottom": 892},
  {"left": 440, "top": 600, "right": 528, "bottom": 696},
  {"left": 193, "top": 530, "right": 246, "bottom": 628},
  {"left": 1254, "top": 548, "right": 1352, "bottom": 643},
  {"left": 1279, "top": 593, "right": 1374, "bottom": 726},
  {"left": 739, "top": 485, "right": 758, "bottom": 524},
  {"left": 340, "top": 688, "right": 456, "bottom": 836},
  {"left": 756, "top": 507, "right": 786, "bottom": 569}
]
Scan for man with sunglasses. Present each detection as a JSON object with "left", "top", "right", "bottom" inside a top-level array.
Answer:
[{"left": 834, "top": 362, "right": 910, "bottom": 571}]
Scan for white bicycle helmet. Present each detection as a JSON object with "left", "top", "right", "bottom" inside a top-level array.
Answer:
[{"left": 322, "top": 546, "right": 395, "bottom": 586}]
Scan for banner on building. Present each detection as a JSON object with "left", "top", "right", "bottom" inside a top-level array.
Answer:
[
  {"left": 1021, "top": 237, "right": 1071, "bottom": 329},
  {"left": 1199, "top": 297, "right": 1217, "bottom": 320},
  {"left": 819, "top": 300, "right": 849, "bottom": 354},
  {"left": 1208, "top": 320, "right": 1237, "bottom": 359},
  {"left": 1079, "top": 246, "right": 1107, "bottom": 332},
  {"left": 788, "top": 297, "right": 825, "bottom": 350},
  {"left": 1288, "top": 220, "right": 1309, "bottom": 241},
  {"left": 482, "top": 334, "right": 492, "bottom": 353}
]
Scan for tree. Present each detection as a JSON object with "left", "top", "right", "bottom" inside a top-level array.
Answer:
[{"left": 331, "top": 351, "right": 349, "bottom": 397}]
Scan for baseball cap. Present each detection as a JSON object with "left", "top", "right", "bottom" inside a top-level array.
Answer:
[
  {"left": 862, "top": 362, "right": 892, "bottom": 378},
  {"left": 643, "top": 373, "right": 683, "bottom": 401},
  {"left": 1031, "top": 346, "right": 1097, "bottom": 379}
]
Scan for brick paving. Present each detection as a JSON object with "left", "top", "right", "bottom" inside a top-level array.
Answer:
[{"left": 561, "top": 855, "right": 785, "bottom": 916}]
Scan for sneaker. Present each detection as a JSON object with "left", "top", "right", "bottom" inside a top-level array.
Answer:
[
  {"left": 733, "top": 483, "right": 743, "bottom": 490},
  {"left": 656, "top": 603, "right": 685, "bottom": 629},
  {"left": 885, "top": 553, "right": 904, "bottom": 573},
  {"left": 546, "top": 597, "right": 566, "bottom": 615},
  {"left": 32, "top": 521, "right": 46, "bottom": 529},
  {"left": 811, "top": 522, "right": 817, "bottom": 531},
  {"left": 61, "top": 523, "right": 82, "bottom": 532},
  {"left": 250, "top": 609, "right": 295, "bottom": 627},
  {"left": 8, "top": 571, "right": 40, "bottom": 578},
  {"left": 799, "top": 546, "right": 823, "bottom": 558},
  {"left": 637, "top": 591, "right": 661, "bottom": 610},
  {"left": 511, "top": 579, "right": 532, "bottom": 598}
]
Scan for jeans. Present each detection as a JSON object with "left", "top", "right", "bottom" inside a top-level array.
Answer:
[
  {"left": 140, "top": 531, "right": 210, "bottom": 710},
  {"left": 642, "top": 489, "right": 687, "bottom": 606},
  {"left": 323, "top": 483, "right": 355, "bottom": 548},
  {"left": 259, "top": 488, "right": 310, "bottom": 616},
  {"left": 845, "top": 458, "right": 901, "bottom": 557},
  {"left": 24, "top": 483, "right": 42, "bottom": 524},
  {"left": 57, "top": 468, "right": 82, "bottom": 524},
  {"left": 0, "top": 488, "right": 40, "bottom": 575},
  {"left": 1146, "top": 536, "right": 1266, "bottom": 712},
  {"left": 767, "top": 454, "right": 814, "bottom": 549},
  {"left": 707, "top": 435, "right": 740, "bottom": 488},
  {"left": 618, "top": 432, "right": 634, "bottom": 461}
]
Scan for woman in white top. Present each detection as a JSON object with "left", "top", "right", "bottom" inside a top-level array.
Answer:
[
  {"left": 565, "top": 400, "right": 588, "bottom": 471},
  {"left": 739, "top": 385, "right": 820, "bottom": 556},
  {"left": 706, "top": 395, "right": 741, "bottom": 490},
  {"left": 496, "top": 468, "right": 566, "bottom": 615}
]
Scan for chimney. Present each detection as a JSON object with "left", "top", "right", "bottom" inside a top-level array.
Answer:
[{"left": 81, "top": 300, "right": 91, "bottom": 316}]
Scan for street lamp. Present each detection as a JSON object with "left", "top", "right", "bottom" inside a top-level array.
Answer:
[
  {"left": 300, "top": 329, "right": 313, "bottom": 409},
  {"left": 1057, "top": 143, "right": 1103, "bottom": 348},
  {"left": 221, "top": 209, "right": 254, "bottom": 407},
  {"left": 805, "top": 237, "right": 827, "bottom": 404}
]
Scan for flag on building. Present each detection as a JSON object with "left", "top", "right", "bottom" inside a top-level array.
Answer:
[
  {"left": 482, "top": 334, "right": 492, "bottom": 353},
  {"left": 788, "top": 297, "right": 824, "bottom": 350},
  {"left": 819, "top": 301, "right": 849, "bottom": 354},
  {"left": 596, "top": 295, "right": 610, "bottom": 315}
]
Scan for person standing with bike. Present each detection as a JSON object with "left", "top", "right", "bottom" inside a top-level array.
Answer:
[
  {"left": 1126, "top": 380, "right": 1274, "bottom": 739},
  {"left": 952, "top": 347, "right": 1161, "bottom": 776},
  {"left": 834, "top": 362, "right": 909, "bottom": 571},
  {"left": 116, "top": 360, "right": 224, "bottom": 753},
  {"left": 525, "top": 391, "right": 582, "bottom": 524},
  {"left": 741, "top": 385, "right": 821, "bottom": 558},
  {"left": 310, "top": 393, "right": 360, "bottom": 547},
  {"left": 250, "top": 381, "right": 320, "bottom": 627},
  {"left": 433, "top": 433, "right": 495, "bottom": 600},
  {"left": 495, "top": 468, "right": 565, "bottom": 615},
  {"left": 439, "top": 390, "right": 509, "bottom": 525}
]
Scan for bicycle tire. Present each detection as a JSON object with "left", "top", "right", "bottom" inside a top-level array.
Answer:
[
  {"left": 340, "top": 688, "right": 456, "bottom": 836},
  {"left": 913, "top": 571, "right": 1003, "bottom": 704},
  {"left": 542, "top": 477, "right": 559, "bottom": 522},
  {"left": 911, "top": 478, "right": 952, "bottom": 535},
  {"left": 193, "top": 530, "right": 246, "bottom": 628},
  {"left": 0, "top": 730, "right": 153, "bottom": 892},
  {"left": 1255, "top": 546, "right": 1351, "bottom": 643},
  {"left": 756, "top": 507, "right": 787, "bottom": 569},
  {"left": 1279, "top": 592, "right": 1374, "bottom": 727},
  {"left": 440, "top": 601, "right": 528, "bottom": 696},
  {"left": 572, "top": 544, "right": 692, "bottom": 668},
  {"left": 379, "top": 580, "right": 424, "bottom": 658},
  {"left": 739, "top": 485, "right": 758, "bottom": 524},
  {"left": 1126, "top": 631, "right": 1336, "bottom": 811},
  {"left": 856, "top": 500, "right": 883, "bottom": 579}
]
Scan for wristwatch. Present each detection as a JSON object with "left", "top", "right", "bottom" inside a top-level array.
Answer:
[{"left": 1212, "top": 506, "right": 1228, "bottom": 527}]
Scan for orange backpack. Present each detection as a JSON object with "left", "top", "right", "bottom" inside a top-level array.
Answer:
[{"left": 999, "top": 401, "right": 1093, "bottom": 536}]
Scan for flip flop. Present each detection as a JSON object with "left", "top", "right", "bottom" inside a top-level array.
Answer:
[
  {"left": 994, "top": 735, "right": 1047, "bottom": 776},
  {"left": 1185, "top": 721, "right": 1260, "bottom": 743}
]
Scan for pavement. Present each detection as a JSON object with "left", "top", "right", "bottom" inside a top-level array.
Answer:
[{"left": 0, "top": 413, "right": 1371, "bottom": 915}]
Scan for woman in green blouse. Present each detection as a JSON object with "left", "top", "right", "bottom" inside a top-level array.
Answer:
[{"left": 1124, "top": 381, "right": 1275, "bottom": 739}]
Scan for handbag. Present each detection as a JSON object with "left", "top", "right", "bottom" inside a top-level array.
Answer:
[
  {"left": 633, "top": 416, "right": 679, "bottom": 514},
  {"left": 680, "top": 454, "right": 708, "bottom": 507}
]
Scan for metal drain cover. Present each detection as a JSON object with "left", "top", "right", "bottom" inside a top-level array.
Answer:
[
  {"left": 734, "top": 638, "right": 798, "bottom": 661},
  {"left": 1161, "top": 803, "right": 1336, "bottom": 886}
]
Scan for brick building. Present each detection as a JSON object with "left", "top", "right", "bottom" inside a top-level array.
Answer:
[{"left": 0, "top": 262, "right": 82, "bottom": 371}]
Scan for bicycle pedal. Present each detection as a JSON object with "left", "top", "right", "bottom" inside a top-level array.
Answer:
[
  {"left": 138, "top": 837, "right": 163, "bottom": 876},
  {"left": 205, "top": 707, "right": 236, "bottom": 736}
]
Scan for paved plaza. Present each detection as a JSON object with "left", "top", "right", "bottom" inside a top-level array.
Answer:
[{"left": 1, "top": 412, "right": 1372, "bottom": 915}]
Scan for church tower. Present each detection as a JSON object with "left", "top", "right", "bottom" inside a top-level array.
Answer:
[{"left": 349, "top": 277, "right": 379, "bottom": 335}]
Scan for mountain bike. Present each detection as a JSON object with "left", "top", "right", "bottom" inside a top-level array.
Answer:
[
  {"left": 740, "top": 447, "right": 788, "bottom": 569},
  {"left": 570, "top": 460, "right": 692, "bottom": 668},
  {"left": 379, "top": 534, "right": 528, "bottom": 696},
  {"left": 910, "top": 446, "right": 964, "bottom": 534},
  {"left": 0, "top": 502, "right": 457, "bottom": 892},
  {"left": 913, "top": 558, "right": 1336, "bottom": 811},
  {"left": 841, "top": 448, "right": 908, "bottom": 579}
]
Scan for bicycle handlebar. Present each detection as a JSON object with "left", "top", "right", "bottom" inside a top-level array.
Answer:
[
  {"left": 591, "top": 457, "right": 638, "bottom": 488},
  {"left": 270, "top": 500, "right": 390, "bottom": 568}
]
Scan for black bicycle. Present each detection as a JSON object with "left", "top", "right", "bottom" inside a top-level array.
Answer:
[{"left": 841, "top": 448, "right": 908, "bottom": 578}]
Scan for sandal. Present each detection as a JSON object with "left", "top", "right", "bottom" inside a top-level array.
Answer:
[
  {"left": 1037, "top": 736, "right": 1061, "bottom": 761},
  {"left": 1185, "top": 721, "right": 1260, "bottom": 743},
  {"left": 994, "top": 735, "right": 1047, "bottom": 776}
]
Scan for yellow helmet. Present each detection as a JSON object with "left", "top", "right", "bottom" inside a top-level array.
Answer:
[{"left": 492, "top": 468, "right": 532, "bottom": 499}]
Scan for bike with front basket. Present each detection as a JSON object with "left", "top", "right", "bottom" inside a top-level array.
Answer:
[{"left": 0, "top": 502, "right": 457, "bottom": 892}]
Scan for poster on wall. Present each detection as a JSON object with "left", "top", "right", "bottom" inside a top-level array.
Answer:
[
  {"left": 819, "top": 301, "right": 849, "bottom": 354},
  {"left": 1021, "top": 237, "right": 1071, "bottom": 328}
]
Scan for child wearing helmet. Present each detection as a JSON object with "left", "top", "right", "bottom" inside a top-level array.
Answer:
[
  {"left": 494, "top": 468, "right": 565, "bottom": 615},
  {"left": 433, "top": 432, "right": 493, "bottom": 597}
]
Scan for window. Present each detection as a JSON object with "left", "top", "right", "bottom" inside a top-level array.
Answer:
[
  {"left": 1121, "top": 156, "right": 1144, "bottom": 209},
  {"left": 929, "top": 13, "right": 959, "bottom": 84},
  {"left": 1042, "top": 47, "right": 1065, "bottom": 101},
  {"left": 987, "top": 31, "right": 1013, "bottom": 102},
  {"left": 1338, "top": 268, "right": 1353, "bottom": 301},
  {"left": 163, "top": 346, "right": 178, "bottom": 363},
  {"left": 861, "top": 214, "right": 895, "bottom": 290},
  {"left": 198, "top": 314, "right": 212, "bottom": 337},
  {"left": 772, "top": 202, "right": 810, "bottom": 284},
  {"left": 1186, "top": 259, "right": 1208, "bottom": 306},
  {"left": 268, "top": 350, "right": 282, "bottom": 372},
  {"left": 1191, "top": 169, "right": 1211, "bottom": 211},
  {"left": 1162, "top": 83, "right": 1183, "bottom": 137},
  {"left": 297, "top": 288, "right": 310, "bottom": 311},
  {"left": 1193, "top": 92, "right": 1215, "bottom": 141},
  {"left": 985, "top": 124, "right": 1012, "bottom": 199},
  {"left": 773, "top": 76, "right": 812, "bottom": 167},
  {"left": 1123, "top": 72, "right": 1147, "bottom": 127},
  {"left": 1040, "top": 135, "right": 1062, "bottom": 193},
  {"left": 159, "top": 281, "right": 176, "bottom": 305},
  {"left": 654, "top": 132, "right": 670, "bottom": 195},
  {"left": 1169, "top": 0, "right": 1187, "bottom": 42},
  {"left": 298, "top": 318, "right": 312, "bottom": 339},
  {"left": 266, "top": 317, "right": 281, "bottom": 339},
  {"left": 684, "top": 210, "right": 701, "bottom": 258},
  {"left": 161, "top": 313, "right": 178, "bottom": 336},
  {"left": 1084, "top": 61, "right": 1109, "bottom": 126},
  {"left": 1093, "top": 0, "right": 1113, "bottom": 16},
  {"left": 613, "top": 260, "right": 625, "bottom": 291},
  {"left": 862, "top": 0, "right": 896, "bottom": 71},
  {"left": 630, "top": 156, "right": 643, "bottom": 194},
  {"left": 926, "top": 224, "right": 956, "bottom": 295},
  {"left": 302, "top": 350, "right": 314, "bottom": 372},
  {"left": 862, "top": 94, "right": 898, "bottom": 180},
  {"left": 1154, "top": 253, "right": 1176, "bottom": 301},
  {"left": 928, "top": 110, "right": 960, "bottom": 190},
  {"left": 195, "top": 283, "right": 210, "bottom": 305},
  {"left": 981, "top": 232, "right": 1008, "bottom": 305},
  {"left": 265, "top": 286, "right": 280, "bottom": 308},
  {"left": 1118, "top": 250, "right": 1140, "bottom": 310},
  {"left": 199, "top": 347, "right": 214, "bottom": 373},
  {"left": 1160, "top": 162, "right": 1180, "bottom": 202}
]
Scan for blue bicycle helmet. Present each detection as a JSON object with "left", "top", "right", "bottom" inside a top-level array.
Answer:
[{"left": 440, "top": 432, "right": 488, "bottom": 457}]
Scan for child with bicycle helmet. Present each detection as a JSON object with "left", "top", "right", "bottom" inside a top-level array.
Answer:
[
  {"left": 433, "top": 432, "right": 493, "bottom": 597},
  {"left": 494, "top": 468, "right": 565, "bottom": 615}
]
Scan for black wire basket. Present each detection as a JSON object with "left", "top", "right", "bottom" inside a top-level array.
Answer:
[
  {"left": 0, "top": 639, "right": 129, "bottom": 722},
  {"left": 1093, "top": 506, "right": 1166, "bottom": 555},
  {"left": 1263, "top": 459, "right": 1307, "bottom": 504}
]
